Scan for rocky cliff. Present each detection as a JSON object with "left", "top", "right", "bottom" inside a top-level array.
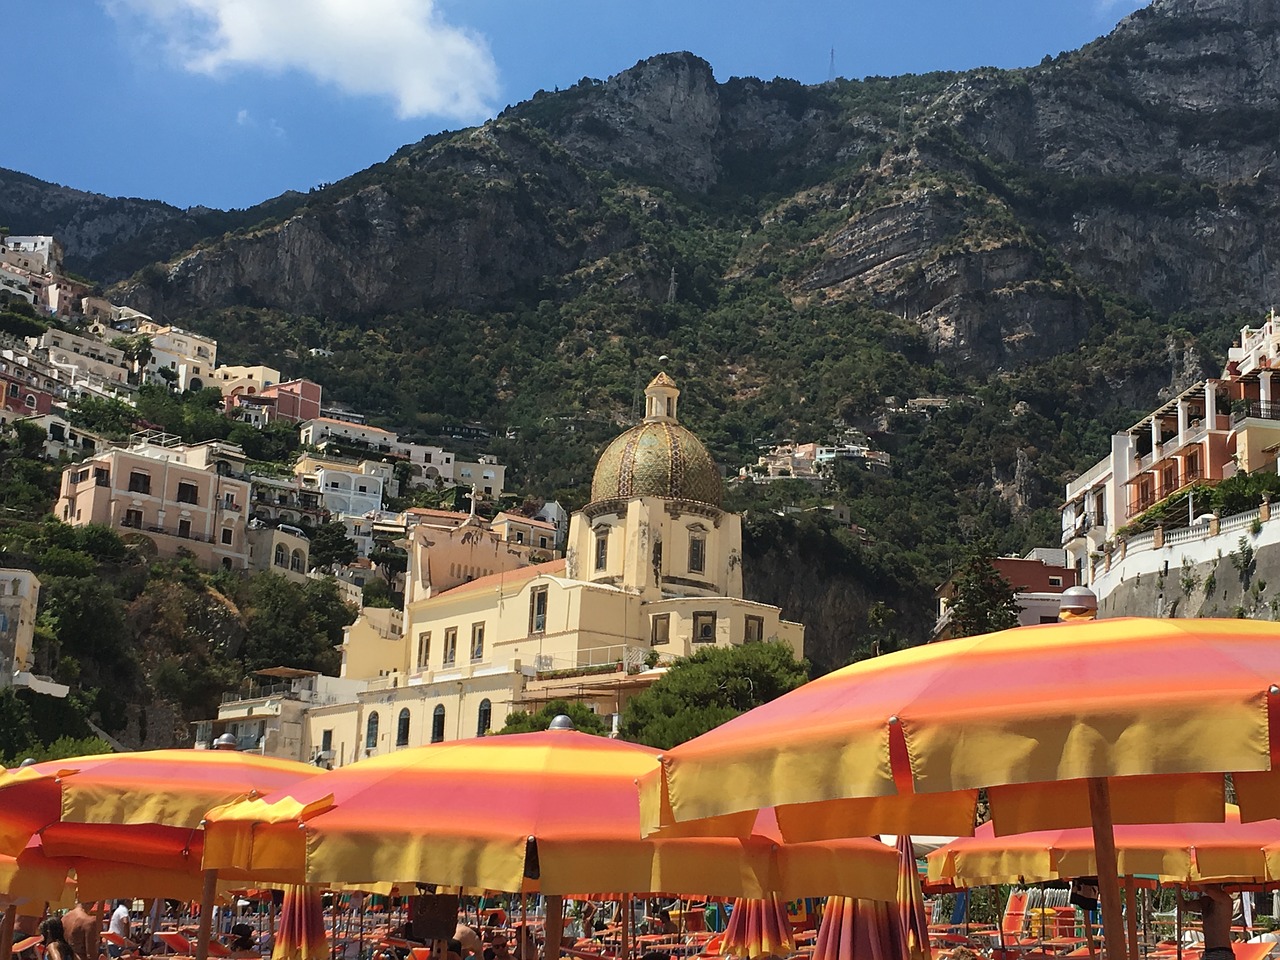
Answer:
[
  {"left": 94, "top": 0, "right": 1278, "bottom": 375},
  {"left": 0, "top": 167, "right": 308, "bottom": 283}
]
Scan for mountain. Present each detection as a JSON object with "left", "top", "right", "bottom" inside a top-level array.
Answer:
[
  {"left": 9, "top": 0, "right": 1280, "bottom": 668},
  {"left": 0, "top": 167, "right": 308, "bottom": 282}
]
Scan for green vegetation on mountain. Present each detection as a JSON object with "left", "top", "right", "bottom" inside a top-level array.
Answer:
[
  {"left": 5, "top": 0, "right": 1280, "bottom": 717},
  {"left": 0, "top": 499, "right": 355, "bottom": 748}
]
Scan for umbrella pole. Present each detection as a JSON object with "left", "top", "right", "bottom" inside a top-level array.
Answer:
[
  {"left": 1175, "top": 890, "right": 1182, "bottom": 960},
  {"left": 196, "top": 869, "right": 219, "bottom": 960},
  {"left": 1, "top": 903, "right": 17, "bottom": 960},
  {"left": 619, "top": 896, "right": 629, "bottom": 960},
  {"left": 1087, "top": 778, "right": 1126, "bottom": 960},
  {"left": 1124, "top": 879, "right": 1139, "bottom": 960},
  {"left": 360, "top": 894, "right": 368, "bottom": 960},
  {"left": 544, "top": 896, "right": 564, "bottom": 960}
]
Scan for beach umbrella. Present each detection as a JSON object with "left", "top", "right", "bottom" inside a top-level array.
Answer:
[
  {"left": 272, "top": 885, "right": 329, "bottom": 960},
  {"left": 719, "top": 895, "right": 794, "bottom": 960},
  {"left": 0, "top": 749, "right": 322, "bottom": 858},
  {"left": 0, "top": 840, "right": 73, "bottom": 903},
  {"left": 812, "top": 897, "right": 912, "bottom": 960},
  {"left": 646, "top": 617, "right": 1280, "bottom": 960},
  {"left": 203, "top": 730, "right": 901, "bottom": 900},
  {"left": 894, "top": 836, "right": 929, "bottom": 960},
  {"left": 0, "top": 749, "right": 321, "bottom": 960},
  {"left": 927, "top": 804, "right": 1280, "bottom": 888}
]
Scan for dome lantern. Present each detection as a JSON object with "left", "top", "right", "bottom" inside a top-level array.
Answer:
[{"left": 644, "top": 372, "right": 680, "bottom": 423}]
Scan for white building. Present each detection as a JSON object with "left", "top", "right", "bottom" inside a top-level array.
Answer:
[
  {"left": 39, "top": 329, "right": 130, "bottom": 383},
  {"left": 133, "top": 322, "right": 218, "bottom": 392},
  {"left": 17, "top": 413, "right": 108, "bottom": 461},
  {"left": 2, "top": 236, "right": 63, "bottom": 275}
]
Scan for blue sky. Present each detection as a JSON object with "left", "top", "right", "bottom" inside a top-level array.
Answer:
[{"left": 5, "top": 0, "right": 1147, "bottom": 211}]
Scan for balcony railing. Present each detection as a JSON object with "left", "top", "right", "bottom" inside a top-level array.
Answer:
[
  {"left": 145, "top": 524, "right": 216, "bottom": 544},
  {"left": 1127, "top": 493, "right": 1157, "bottom": 518},
  {"left": 221, "top": 681, "right": 313, "bottom": 704},
  {"left": 1233, "top": 401, "right": 1280, "bottom": 423}
]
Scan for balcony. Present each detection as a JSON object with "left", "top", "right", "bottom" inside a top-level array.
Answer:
[
  {"left": 1233, "top": 401, "right": 1280, "bottom": 424},
  {"left": 221, "top": 681, "right": 313, "bottom": 704},
  {"left": 145, "top": 524, "right": 216, "bottom": 545},
  {"left": 1127, "top": 492, "right": 1157, "bottom": 519}
]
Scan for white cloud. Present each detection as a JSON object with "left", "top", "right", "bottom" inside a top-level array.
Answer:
[
  {"left": 235, "top": 108, "right": 250, "bottom": 125},
  {"left": 105, "top": 0, "right": 499, "bottom": 121}
]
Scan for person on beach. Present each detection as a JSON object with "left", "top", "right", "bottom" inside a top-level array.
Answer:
[
  {"left": 1180, "top": 885, "right": 1235, "bottom": 960},
  {"left": 108, "top": 902, "right": 131, "bottom": 958},
  {"left": 41, "top": 918, "right": 76, "bottom": 960},
  {"left": 454, "top": 924, "right": 483, "bottom": 960},
  {"left": 62, "top": 902, "right": 100, "bottom": 960},
  {"left": 228, "top": 923, "right": 258, "bottom": 959}
]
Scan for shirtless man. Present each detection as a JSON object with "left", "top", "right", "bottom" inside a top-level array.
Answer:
[
  {"left": 61, "top": 902, "right": 100, "bottom": 960},
  {"left": 454, "top": 925, "right": 484, "bottom": 960},
  {"left": 1181, "top": 885, "right": 1235, "bottom": 960}
]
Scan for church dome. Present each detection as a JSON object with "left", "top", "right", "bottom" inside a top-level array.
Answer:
[{"left": 589, "top": 374, "right": 723, "bottom": 507}]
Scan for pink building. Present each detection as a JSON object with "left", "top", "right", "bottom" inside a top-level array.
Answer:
[
  {"left": 56, "top": 434, "right": 251, "bottom": 570},
  {"left": 261, "top": 379, "right": 322, "bottom": 424}
]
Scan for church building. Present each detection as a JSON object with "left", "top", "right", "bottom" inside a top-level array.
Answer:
[{"left": 203, "top": 375, "right": 803, "bottom": 766}]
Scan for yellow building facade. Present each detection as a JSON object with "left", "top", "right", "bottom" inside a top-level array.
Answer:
[{"left": 229, "top": 376, "right": 803, "bottom": 766}]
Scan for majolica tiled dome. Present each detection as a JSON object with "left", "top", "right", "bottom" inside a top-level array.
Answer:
[{"left": 589, "top": 374, "right": 723, "bottom": 507}]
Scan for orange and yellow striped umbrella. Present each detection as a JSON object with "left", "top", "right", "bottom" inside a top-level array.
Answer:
[
  {"left": 813, "top": 897, "right": 913, "bottom": 960},
  {"left": 204, "top": 731, "right": 900, "bottom": 898},
  {"left": 0, "top": 839, "right": 73, "bottom": 903},
  {"left": 649, "top": 618, "right": 1280, "bottom": 837},
  {"left": 894, "top": 836, "right": 929, "bottom": 960},
  {"left": 719, "top": 895, "right": 794, "bottom": 960},
  {"left": 272, "top": 885, "right": 329, "bottom": 960},
  {"left": 927, "top": 804, "right": 1280, "bottom": 888},
  {"left": 0, "top": 749, "right": 322, "bottom": 873}
]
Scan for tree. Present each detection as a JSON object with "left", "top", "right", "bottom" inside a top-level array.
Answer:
[
  {"left": 619, "top": 641, "right": 809, "bottom": 749},
  {"left": 947, "top": 555, "right": 1021, "bottom": 638},
  {"left": 308, "top": 521, "right": 358, "bottom": 570},
  {"left": 497, "top": 698, "right": 609, "bottom": 736},
  {"left": 67, "top": 395, "right": 138, "bottom": 438},
  {"left": 238, "top": 573, "right": 354, "bottom": 674},
  {"left": 110, "top": 334, "right": 153, "bottom": 382}
]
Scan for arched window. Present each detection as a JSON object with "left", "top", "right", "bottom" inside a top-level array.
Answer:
[
  {"left": 274, "top": 544, "right": 287, "bottom": 567},
  {"left": 431, "top": 705, "right": 446, "bottom": 743},
  {"left": 291, "top": 549, "right": 304, "bottom": 572},
  {"left": 396, "top": 708, "right": 411, "bottom": 746},
  {"left": 365, "top": 711, "right": 379, "bottom": 750},
  {"left": 477, "top": 699, "right": 492, "bottom": 737}
]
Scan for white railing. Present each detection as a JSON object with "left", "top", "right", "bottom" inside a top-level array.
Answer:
[
  {"left": 1219, "top": 509, "right": 1262, "bottom": 535},
  {"left": 1163, "top": 525, "right": 1203, "bottom": 547},
  {"left": 534, "top": 644, "right": 652, "bottom": 675},
  {"left": 1126, "top": 530, "right": 1156, "bottom": 552}
]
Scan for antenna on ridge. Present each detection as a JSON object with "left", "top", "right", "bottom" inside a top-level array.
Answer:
[{"left": 828, "top": 47, "right": 836, "bottom": 82}]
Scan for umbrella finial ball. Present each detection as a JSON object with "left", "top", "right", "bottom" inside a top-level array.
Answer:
[
  {"left": 548, "top": 715, "right": 576, "bottom": 731},
  {"left": 1058, "top": 585, "right": 1098, "bottom": 619}
]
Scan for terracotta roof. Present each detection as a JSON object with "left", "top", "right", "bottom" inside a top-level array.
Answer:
[
  {"left": 432, "top": 559, "right": 566, "bottom": 599},
  {"left": 406, "top": 507, "right": 473, "bottom": 523},
  {"left": 308, "top": 416, "right": 395, "bottom": 437},
  {"left": 491, "top": 511, "right": 557, "bottom": 531}
]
